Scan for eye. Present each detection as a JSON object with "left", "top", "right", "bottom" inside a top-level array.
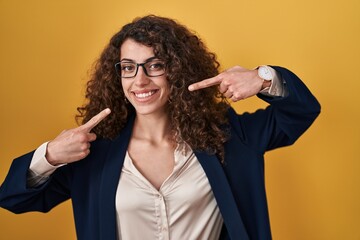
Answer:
[
  {"left": 121, "top": 63, "right": 136, "bottom": 72},
  {"left": 148, "top": 61, "right": 165, "bottom": 71}
]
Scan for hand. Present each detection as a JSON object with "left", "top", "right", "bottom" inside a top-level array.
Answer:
[
  {"left": 46, "top": 108, "right": 111, "bottom": 166},
  {"left": 188, "top": 66, "right": 268, "bottom": 102}
]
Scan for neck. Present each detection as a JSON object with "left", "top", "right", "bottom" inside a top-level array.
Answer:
[{"left": 132, "top": 112, "right": 173, "bottom": 143}]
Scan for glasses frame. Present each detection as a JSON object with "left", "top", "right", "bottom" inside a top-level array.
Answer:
[{"left": 114, "top": 57, "right": 166, "bottom": 78}]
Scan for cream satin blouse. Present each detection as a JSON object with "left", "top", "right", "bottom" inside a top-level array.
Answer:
[{"left": 115, "top": 145, "right": 223, "bottom": 240}]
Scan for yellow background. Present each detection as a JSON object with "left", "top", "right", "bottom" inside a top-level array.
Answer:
[{"left": 0, "top": 0, "right": 359, "bottom": 239}]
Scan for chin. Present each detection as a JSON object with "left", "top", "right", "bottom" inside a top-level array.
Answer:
[{"left": 132, "top": 105, "right": 168, "bottom": 117}]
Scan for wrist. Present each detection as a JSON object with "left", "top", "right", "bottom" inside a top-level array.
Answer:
[
  {"left": 257, "top": 65, "right": 274, "bottom": 91},
  {"left": 45, "top": 141, "right": 61, "bottom": 166},
  {"left": 262, "top": 79, "right": 272, "bottom": 90}
]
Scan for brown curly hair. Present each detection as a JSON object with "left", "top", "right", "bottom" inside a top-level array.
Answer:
[{"left": 77, "top": 15, "right": 230, "bottom": 162}]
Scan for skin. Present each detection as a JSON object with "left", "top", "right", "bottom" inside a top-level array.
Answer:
[
  {"left": 120, "top": 39, "right": 175, "bottom": 190},
  {"left": 46, "top": 108, "right": 111, "bottom": 165},
  {"left": 120, "top": 39, "right": 170, "bottom": 118},
  {"left": 188, "top": 65, "right": 270, "bottom": 101},
  {"left": 46, "top": 40, "right": 270, "bottom": 189}
]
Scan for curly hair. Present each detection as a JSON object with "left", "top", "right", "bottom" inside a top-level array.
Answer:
[{"left": 77, "top": 15, "right": 230, "bottom": 162}]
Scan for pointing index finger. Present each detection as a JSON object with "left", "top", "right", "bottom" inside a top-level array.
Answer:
[
  {"left": 188, "top": 75, "right": 223, "bottom": 91},
  {"left": 79, "top": 108, "right": 111, "bottom": 132}
]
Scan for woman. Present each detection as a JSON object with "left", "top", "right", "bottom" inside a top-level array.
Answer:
[{"left": 0, "top": 15, "right": 320, "bottom": 239}]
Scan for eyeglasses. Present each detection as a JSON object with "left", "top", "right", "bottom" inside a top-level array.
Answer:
[{"left": 114, "top": 58, "right": 166, "bottom": 78}]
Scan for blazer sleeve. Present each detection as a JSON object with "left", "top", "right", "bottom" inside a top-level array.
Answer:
[
  {"left": 229, "top": 66, "right": 321, "bottom": 153},
  {"left": 0, "top": 150, "right": 72, "bottom": 214}
]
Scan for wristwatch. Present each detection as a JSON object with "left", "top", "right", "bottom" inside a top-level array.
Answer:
[{"left": 257, "top": 65, "right": 273, "bottom": 81}]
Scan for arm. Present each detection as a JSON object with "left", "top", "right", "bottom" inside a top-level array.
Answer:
[
  {"left": 27, "top": 142, "right": 63, "bottom": 188},
  {"left": 230, "top": 66, "right": 321, "bottom": 152},
  {"left": 0, "top": 108, "right": 111, "bottom": 214},
  {"left": 189, "top": 65, "right": 320, "bottom": 152},
  {"left": 0, "top": 151, "right": 72, "bottom": 213}
]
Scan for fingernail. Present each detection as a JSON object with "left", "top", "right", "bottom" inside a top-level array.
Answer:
[{"left": 188, "top": 85, "right": 194, "bottom": 91}]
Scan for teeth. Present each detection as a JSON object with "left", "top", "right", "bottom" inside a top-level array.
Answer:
[{"left": 134, "top": 90, "right": 156, "bottom": 99}]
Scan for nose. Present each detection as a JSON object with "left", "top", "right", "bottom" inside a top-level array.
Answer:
[{"left": 134, "top": 65, "right": 150, "bottom": 86}]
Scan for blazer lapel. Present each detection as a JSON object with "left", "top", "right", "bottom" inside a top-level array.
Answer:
[
  {"left": 195, "top": 151, "right": 249, "bottom": 240},
  {"left": 99, "top": 115, "right": 135, "bottom": 240}
]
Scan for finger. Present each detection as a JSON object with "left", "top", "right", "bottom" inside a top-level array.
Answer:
[
  {"left": 77, "top": 149, "right": 91, "bottom": 160},
  {"left": 188, "top": 76, "right": 223, "bottom": 91},
  {"left": 219, "top": 81, "right": 229, "bottom": 93},
  {"left": 78, "top": 142, "right": 91, "bottom": 151},
  {"left": 79, "top": 108, "right": 111, "bottom": 132},
  {"left": 231, "top": 95, "right": 242, "bottom": 102},
  {"left": 225, "top": 65, "right": 246, "bottom": 72},
  {"left": 223, "top": 89, "right": 233, "bottom": 98},
  {"left": 87, "top": 133, "right": 97, "bottom": 142}
]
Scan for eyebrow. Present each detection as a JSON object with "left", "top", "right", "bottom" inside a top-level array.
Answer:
[{"left": 120, "top": 56, "right": 158, "bottom": 63}]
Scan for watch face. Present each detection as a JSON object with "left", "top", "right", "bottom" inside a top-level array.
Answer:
[{"left": 258, "top": 66, "right": 273, "bottom": 81}]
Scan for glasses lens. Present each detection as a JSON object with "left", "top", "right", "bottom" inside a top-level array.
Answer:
[
  {"left": 144, "top": 60, "right": 165, "bottom": 77},
  {"left": 119, "top": 62, "right": 137, "bottom": 78}
]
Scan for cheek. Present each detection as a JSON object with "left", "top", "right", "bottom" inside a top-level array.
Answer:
[
  {"left": 121, "top": 80, "right": 130, "bottom": 95},
  {"left": 160, "top": 83, "right": 170, "bottom": 99},
  {"left": 160, "top": 78, "right": 170, "bottom": 93}
]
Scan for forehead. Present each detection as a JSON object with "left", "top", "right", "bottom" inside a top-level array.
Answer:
[{"left": 120, "top": 39, "right": 154, "bottom": 62}]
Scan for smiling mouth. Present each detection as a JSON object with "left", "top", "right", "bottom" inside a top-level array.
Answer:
[{"left": 133, "top": 90, "right": 158, "bottom": 99}]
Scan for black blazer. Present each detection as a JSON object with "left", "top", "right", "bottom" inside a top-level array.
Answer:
[{"left": 0, "top": 66, "right": 320, "bottom": 239}]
